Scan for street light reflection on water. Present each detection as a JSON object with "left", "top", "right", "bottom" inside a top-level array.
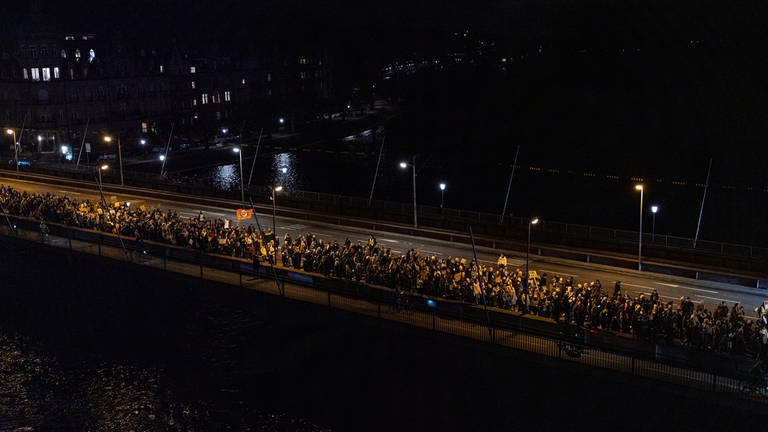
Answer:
[
  {"left": 205, "top": 152, "right": 299, "bottom": 192},
  {"left": 212, "top": 164, "right": 238, "bottom": 191},
  {"left": 272, "top": 152, "right": 298, "bottom": 191}
]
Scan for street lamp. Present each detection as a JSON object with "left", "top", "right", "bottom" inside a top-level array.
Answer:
[
  {"left": 525, "top": 217, "right": 539, "bottom": 293},
  {"left": 651, "top": 205, "right": 659, "bottom": 242},
  {"left": 96, "top": 164, "right": 108, "bottom": 206},
  {"left": 399, "top": 156, "right": 417, "bottom": 229},
  {"left": 439, "top": 182, "right": 446, "bottom": 209},
  {"left": 103, "top": 135, "right": 123, "bottom": 186},
  {"left": 233, "top": 147, "right": 244, "bottom": 204},
  {"left": 5, "top": 129, "right": 17, "bottom": 173},
  {"left": 271, "top": 185, "right": 283, "bottom": 236},
  {"left": 635, "top": 184, "right": 644, "bottom": 271}
]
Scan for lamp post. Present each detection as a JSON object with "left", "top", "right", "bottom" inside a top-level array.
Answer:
[
  {"left": 439, "top": 182, "right": 446, "bottom": 209},
  {"left": 271, "top": 185, "right": 283, "bottom": 236},
  {"left": 96, "top": 164, "right": 108, "bottom": 206},
  {"left": 635, "top": 184, "right": 644, "bottom": 271},
  {"left": 525, "top": 217, "right": 539, "bottom": 293},
  {"left": 651, "top": 205, "right": 659, "bottom": 242},
  {"left": 233, "top": 147, "right": 244, "bottom": 205},
  {"left": 103, "top": 135, "right": 123, "bottom": 186},
  {"left": 399, "top": 156, "right": 417, "bottom": 229},
  {"left": 5, "top": 129, "right": 17, "bottom": 173}
]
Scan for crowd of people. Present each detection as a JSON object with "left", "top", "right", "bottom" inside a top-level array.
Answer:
[{"left": 1, "top": 184, "right": 766, "bottom": 360}]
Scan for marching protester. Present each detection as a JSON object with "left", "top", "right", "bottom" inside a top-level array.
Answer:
[{"left": 0, "top": 184, "right": 765, "bottom": 358}]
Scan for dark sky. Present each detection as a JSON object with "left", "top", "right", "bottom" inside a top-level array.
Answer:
[{"left": 17, "top": 0, "right": 768, "bottom": 65}]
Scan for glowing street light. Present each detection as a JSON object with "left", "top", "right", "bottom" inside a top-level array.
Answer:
[
  {"left": 233, "top": 147, "right": 244, "bottom": 204},
  {"left": 651, "top": 205, "right": 659, "bottom": 242},
  {"left": 96, "top": 164, "right": 109, "bottom": 205},
  {"left": 103, "top": 134, "right": 123, "bottom": 186},
  {"left": 525, "top": 217, "right": 539, "bottom": 293},
  {"left": 271, "top": 185, "right": 283, "bottom": 236},
  {"left": 399, "top": 156, "right": 417, "bottom": 229},
  {"left": 6, "top": 129, "right": 17, "bottom": 173},
  {"left": 635, "top": 184, "right": 644, "bottom": 271},
  {"left": 439, "top": 182, "right": 446, "bottom": 209}
]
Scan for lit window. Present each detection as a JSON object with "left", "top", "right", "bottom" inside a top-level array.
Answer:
[
  {"left": 212, "top": 92, "right": 221, "bottom": 103},
  {"left": 299, "top": 72, "right": 307, "bottom": 79},
  {"left": 141, "top": 122, "right": 148, "bottom": 133},
  {"left": 31, "top": 68, "right": 40, "bottom": 81},
  {"left": 65, "top": 35, "right": 75, "bottom": 41},
  {"left": 75, "top": 49, "right": 81, "bottom": 59},
  {"left": 60, "top": 49, "right": 66, "bottom": 58},
  {"left": 201, "top": 93, "right": 209, "bottom": 104},
  {"left": 191, "top": 81, "right": 196, "bottom": 89},
  {"left": 23, "top": 68, "right": 28, "bottom": 80},
  {"left": 53, "top": 67, "right": 60, "bottom": 79},
  {"left": 266, "top": 72, "right": 271, "bottom": 82},
  {"left": 192, "top": 98, "right": 197, "bottom": 106},
  {"left": 299, "top": 58, "right": 308, "bottom": 65},
  {"left": 160, "top": 65, "right": 164, "bottom": 73},
  {"left": 89, "top": 49, "right": 95, "bottom": 62},
  {"left": 224, "top": 90, "right": 231, "bottom": 102},
  {"left": 190, "top": 66, "right": 196, "bottom": 74},
  {"left": 42, "top": 68, "right": 51, "bottom": 81}
]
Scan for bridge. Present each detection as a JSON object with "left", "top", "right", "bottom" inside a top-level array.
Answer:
[{"left": 0, "top": 177, "right": 766, "bottom": 403}]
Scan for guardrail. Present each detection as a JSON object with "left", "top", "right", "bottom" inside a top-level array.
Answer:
[{"left": 2, "top": 214, "right": 765, "bottom": 401}]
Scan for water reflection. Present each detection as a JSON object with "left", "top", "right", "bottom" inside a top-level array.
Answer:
[
  {"left": 270, "top": 152, "right": 300, "bottom": 192},
  {"left": 212, "top": 164, "right": 239, "bottom": 191}
]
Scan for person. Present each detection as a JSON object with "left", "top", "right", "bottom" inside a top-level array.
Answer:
[
  {"left": 249, "top": 249, "right": 261, "bottom": 280},
  {"left": 39, "top": 219, "right": 49, "bottom": 242},
  {"left": 497, "top": 253, "right": 507, "bottom": 268},
  {"left": 613, "top": 281, "right": 622, "bottom": 297},
  {"left": 198, "top": 210, "right": 205, "bottom": 221},
  {"left": 368, "top": 234, "right": 377, "bottom": 247}
]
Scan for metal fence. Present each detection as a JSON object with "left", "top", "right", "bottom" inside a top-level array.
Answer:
[{"left": 2, "top": 214, "right": 765, "bottom": 402}]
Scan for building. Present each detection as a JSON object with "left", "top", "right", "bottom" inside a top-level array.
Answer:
[{"left": 0, "top": 9, "right": 334, "bottom": 160}]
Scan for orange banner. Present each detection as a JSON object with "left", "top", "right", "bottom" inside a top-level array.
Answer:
[{"left": 236, "top": 208, "right": 253, "bottom": 220}]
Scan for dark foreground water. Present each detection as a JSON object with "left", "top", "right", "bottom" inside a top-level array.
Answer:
[{"left": 0, "top": 237, "right": 766, "bottom": 431}]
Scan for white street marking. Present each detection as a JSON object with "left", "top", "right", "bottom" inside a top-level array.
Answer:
[
  {"left": 660, "top": 294, "right": 701, "bottom": 303},
  {"left": 380, "top": 238, "right": 399, "bottom": 243},
  {"left": 655, "top": 282, "right": 679, "bottom": 287},
  {"left": 538, "top": 269, "right": 579, "bottom": 277},
  {"left": 678, "top": 286, "right": 718, "bottom": 294},
  {"left": 695, "top": 295, "right": 734, "bottom": 303},
  {"left": 622, "top": 282, "right": 656, "bottom": 290}
]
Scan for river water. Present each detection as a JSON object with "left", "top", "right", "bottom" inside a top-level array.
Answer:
[
  {"left": 0, "top": 238, "right": 331, "bottom": 431},
  {"left": 179, "top": 126, "right": 766, "bottom": 247}
]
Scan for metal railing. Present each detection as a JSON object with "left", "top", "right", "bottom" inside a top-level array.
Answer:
[{"left": 2, "top": 214, "right": 765, "bottom": 402}]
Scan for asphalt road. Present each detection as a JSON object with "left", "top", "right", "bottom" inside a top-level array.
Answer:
[{"left": 5, "top": 177, "right": 767, "bottom": 318}]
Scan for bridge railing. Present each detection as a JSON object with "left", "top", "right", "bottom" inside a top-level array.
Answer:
[{"left": 2, "top": 214, "right": 764, "bottom": 401}]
